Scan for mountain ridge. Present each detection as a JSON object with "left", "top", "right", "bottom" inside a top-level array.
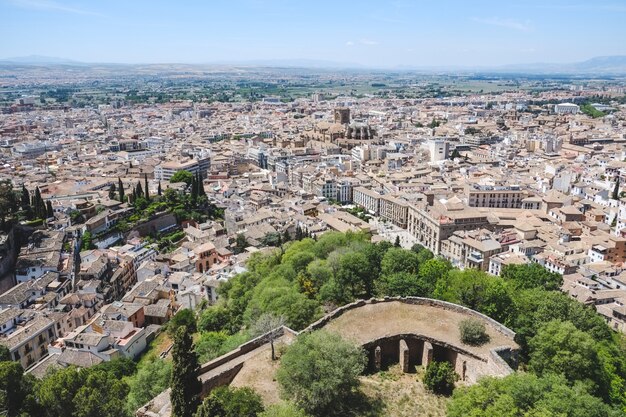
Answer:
[{"left": 2, "top": 55, "right": 626, "bottom": 74}]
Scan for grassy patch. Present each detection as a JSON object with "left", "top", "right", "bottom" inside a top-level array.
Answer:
[
  {"left": 359, "top": 365, "right": 448, "bottom": 417},
  {"left": 137, "top": 330, "right": 173, "bottom": 366}
]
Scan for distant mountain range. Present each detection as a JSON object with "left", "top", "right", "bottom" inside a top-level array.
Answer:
[
  {"left": 0, "top": 55, "right": 82, "bottom": 65},
  {"left": 3, "top": 54, "right": 626, "bottom": 74},
  {"left": 494, "top": 56, "right": 626, "bottom": 74}
]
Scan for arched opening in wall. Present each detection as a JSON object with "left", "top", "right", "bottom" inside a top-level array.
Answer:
[
  {"left": 363, "top": 335, "right": 426, "bottom": 374},
  {"left": 432, "top": 344, "right": 457, "bottom": 369}
]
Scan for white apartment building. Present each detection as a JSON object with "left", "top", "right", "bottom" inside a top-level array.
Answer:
[
  {"left": 554, "top": 103, "right": 580, "bottom": 115},
  {"left": 466, "top": 185, "right": 526, "bottom": 209},
  {"left": 379, "top": 195, "right": 409, "bottom": 228},
  {"left": 154, "top": 157, "right": 210, "bottom": 181},
  {"left": 428, "top": 140, "right": 449, "bottom": 162},
  {"left": 353, "top": 187, "right": 381, "bottom": 215}
]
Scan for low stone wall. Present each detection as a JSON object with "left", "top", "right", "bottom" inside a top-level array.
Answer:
[
  {"left": 199, "top": 326, "right": 295, "bottom": 375},
  {"left": 302, "top": 297, "right": 516, "bottom": 339},
  {"left": 201, "top": 363, "right": 244, "bottom": 396},
  {"left": 132, "top": 213, "right": 177, "bottom": 237}
]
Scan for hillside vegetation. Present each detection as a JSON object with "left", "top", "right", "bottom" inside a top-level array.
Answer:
[{"left": 2, "top": 231, "right": 625, "bottom": 417}]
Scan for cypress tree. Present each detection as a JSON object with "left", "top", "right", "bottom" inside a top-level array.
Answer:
[
  {"left": 108, "top": 183, "right": 116, "bottom": 200},
  {"left": 136, "top": 181, "right": 144, "bottom": 199},
  {"left": 20, "top": 184, "right": 30, "bottom": 209},
  {"left": 118, "top": 178, "right": 125, "bottom": 202},
  {"left": 197, "top": 172, "right": 206, "bottom": 198},
  {"left": 144, "top": 174, "right": 150, "bottom": 201},
  {"left": 46, "top": 200, "right": 54, "bottom": 218},
  {"left": 191, "top": 175, "right": 198, "bottom": 202},
  {"left": 170, "top": 326, "right": 201, "bottom": 417},
  {"left": 33, "top": 187, "right": 44, "bottom": 219},
  {"left": 158, "top": 181, "right": 162, "bottom": 196},
  {"left": 612, "top": 177, "right": 620, "bottom": 200}
]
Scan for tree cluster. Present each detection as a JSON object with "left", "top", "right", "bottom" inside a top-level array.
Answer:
[
  {"left": 0, "top": 356, "right": 137, "bottom": 417},
  {"left": 276, "top": 330, "right": 366, "bottom": 416},
  {"left": 209, "top": 232, "right": 626, "bottom": 412}
]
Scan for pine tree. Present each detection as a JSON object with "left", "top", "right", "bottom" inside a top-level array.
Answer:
[
  {"left": 118, "top": 178, "right": 125, "bottom": 202},
  {"left": 158, "top": 181, "right": 162, "bottom": 196},
  {"left": 612, "top": 177, "right": 620, "bottom": 200},
  {"left": 170, "top": 326, "right": 201, "bottom": 417},
  {"left": 144, "top": 174, "right": 150, "bottom": 201}
]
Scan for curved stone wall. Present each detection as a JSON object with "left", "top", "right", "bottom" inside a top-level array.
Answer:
[{"left": 302, "top": 296, "right": 516, "bottom": 339}]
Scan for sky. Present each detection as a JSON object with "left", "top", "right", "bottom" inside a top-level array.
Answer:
[{"left": 1, "top": 0, "right": 626, "bottom": 68}]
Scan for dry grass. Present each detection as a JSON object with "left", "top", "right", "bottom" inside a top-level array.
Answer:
[
  {"left": 359, "top": 365, "right": 449, "bottom": 417},
  {"left": 323, "top": 301, "right": 516, "bottom": 358},
  {"left": 216, "top": 333, "right": 449, "bottom": 416},
  {"left": 137, "top": 330, "right": 173, "bottom": 366},
  {"left": 229, "top": 341, "right": 283, "bottom": 405}
]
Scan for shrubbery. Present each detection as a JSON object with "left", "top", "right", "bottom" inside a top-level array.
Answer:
[
  {"left": 459, "top": 318, "right": 490, "bottom": 346},
  {"left": 423, "top": 361, "right": 456, "bottom": 395}
]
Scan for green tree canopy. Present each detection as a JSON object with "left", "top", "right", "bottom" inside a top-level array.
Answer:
[
  {"left": 501, "top": 263, "right": 562, "bottom": 291},
  {"left": 92, "top": 357, "right": 137, "bottom": 379},
  {"left": 0, "top": 345, "right": 10, "bottom": 362},
  {"left": 448, "top": 373, "right": 619, "bottom": 417},
  {"left": 380, "top": 247, "right": 420, "bottom": 276},
  {"left": 37, "top": 366, "right": 86, "bottom": 417},
  {"left": 0, "top": 361, "right": 35, "bottom": 417},
  {"left": 170, "top": 170, "right": 194, "bottom": 186},
  {"left": 125, "top": 356, "right": 172, "bottom": 414},
  {"left": 276, "top": 330, "right": 366, "bottom": 416},
  {"left": 375, "top": 272, "right": 428, "bottom": 297},
  {"left": 417, "top": 258, "right": 452, "bottom": 296},
  {"left": 169, "top": 308, "right": 197, "bottom": 335},
  {"left": 434, "top": 269, "right": 515, "bottom": 325},
  {"left": 198, "top": 306, "right": 232, "bottom": 333},
  {"left": 73, "top": 369, "right": 129, "bottom": 417},
  {"left": 510, "top": 288, "right": 612, "bottom": 360},
  {"left": 195, "top": 386, "right": 264, "bottom": 417},
  {"left": 528, "top": 320, "right": 603, "bottom": 390}
]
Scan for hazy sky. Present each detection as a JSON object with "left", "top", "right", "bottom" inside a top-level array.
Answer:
[{"left": 1, "top": 0, "right": 626, "bottom": 67}]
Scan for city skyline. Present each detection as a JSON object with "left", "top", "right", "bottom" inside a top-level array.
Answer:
[{"left": 2, "top": 0, "right": 626, "bottom": 68}]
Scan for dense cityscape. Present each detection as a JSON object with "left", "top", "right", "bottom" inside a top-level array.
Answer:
[{"left": 2, "top": 1, "right": 626, "bottom": 417}]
